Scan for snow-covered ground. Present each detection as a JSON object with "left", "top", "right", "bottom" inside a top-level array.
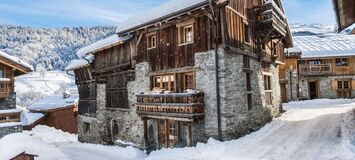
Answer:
[
  {"left": 15, "top": 70, "right": 76, "bottom": 108},
  {"left": 1, "top": 99, "right": 354, "bottom": 160}
]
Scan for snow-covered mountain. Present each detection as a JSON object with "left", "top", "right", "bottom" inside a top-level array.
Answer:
[
  {"left": 290, "top": 23, "right": 337, "bottom": 36},
  {"left": 0, "top": 25, "right": 116, "bottom": 70}
]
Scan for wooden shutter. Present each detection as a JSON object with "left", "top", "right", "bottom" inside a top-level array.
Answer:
[
  {"left": 331, "top": 80, "right": 338, "bottom": 91},
  {"left": 352, "top": 80, "right": 355, "bottom": 90}
]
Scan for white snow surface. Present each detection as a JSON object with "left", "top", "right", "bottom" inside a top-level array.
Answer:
[
  {"left": 20, "top": 111, "right": 44, "bottom": 126},
  {"left": 0, "top": 109, "right": 21, "bottom": 114},
  {"left": 287, "top": 34, "right": 355, "bottom": 58},
  {"left": 15, "top": 71, "right": 77, "bottom": 108},
  {"left": 28, "top": 94, "right": 78, "bottom": 111},
  {"left": 0, "top": 122, "right": 22, "bottom": 128},
  {"left": 1, "top": 99, "right": 354, "bottom": 160},
  {"left": 0, "top": 50, "right": 33, "bottom": 71},
  {"left": 116, "top": 0, "right": 208, "bottom": 34},
  {"left": 77, "top": 34, "right": 132, "bottom": 58},
  {"left": 0, "top": 125, "right": 146, "bottom": 160},
  {"left": 65, "top": 59, "right": 89, "bottom": 71}
]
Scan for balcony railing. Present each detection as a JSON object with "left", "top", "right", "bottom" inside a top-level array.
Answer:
[
  {"left": 0, "top": 79, "right": 11, "bottom": 98},
  {"left": 299, "top": 64, "right": 332, "bottom": 76},
  {"left": 255, "top": 1, "right": 288, "bottom": 37},
  {"left": 0, "top": 112, "right": 21, "bottom": 123},
  {"left": 136, "top": 92, "right": 204, "bottom": 121}
]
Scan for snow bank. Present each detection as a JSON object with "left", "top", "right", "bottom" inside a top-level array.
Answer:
[
  {"left": 0, "top": 50, "right": 33, "bottom": 71},
  {"left": 77, "top": 34, "right": 132, "bottom": 58},
  {"left": 0, "top": 125, "right": 146, "bottom": 160},
  {"left": 28, "top": 94, "right": 78, "bottom": 111},
  {"left": 116, "top": 0, "right": 208, "bottom": 34},
  {"left": 287, "top": 34, "right": 355, "bottom": 58}
]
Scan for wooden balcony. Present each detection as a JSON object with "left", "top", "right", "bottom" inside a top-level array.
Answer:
[
  {"left": 136, "top": 93, "right": 204, "bottom": 122},
  {"left": 255, "top": 1, "right": 288, "bottom": 37},
  {"left": 0, "top": 79, "right": 11, "bottom": 98},
  {"left": 0, "top": 112, "right": 21, "bottom": 123},
  {"left": 299, "top": 64, "right": 332, "bottom": 76}
]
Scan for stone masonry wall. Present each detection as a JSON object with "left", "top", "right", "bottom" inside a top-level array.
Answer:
[
  {"left": 0, "top": 125, "right": 22, "bottom": 138},
  {"left": 0, "top": 92, "right": 16, "bottom": 110},
  {"left": 94, "top": 62, "right": 150, "bottom": 149},
  {"left": 285, "top": 69, "right": 299, "bottom": 101},
  {"left": 299, "top": 76, "right": 355, "bottom": 99},
  {"left": 195, "top": 49, "right": 281, "bottom": 141},
  {"left": 77, "top": 115, "right": 102, "bottom": 144}
]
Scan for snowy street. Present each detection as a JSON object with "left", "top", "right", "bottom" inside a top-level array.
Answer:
[{"left": 1, "top": 99, "right": 354, "bottom": 160}]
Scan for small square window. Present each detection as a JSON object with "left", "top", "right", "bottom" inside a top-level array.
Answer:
[
  {"left": 336, "top": 58, "right": 348, "bottom": 66},
  {"left": 84, "top": 122, "right": 90, "bottom": 133},
  {"left": 178, "top": 23, "right": 194, "bottom": 45},
  {"left": 147, "top": 34, "right": 156, "bottom": 49}
]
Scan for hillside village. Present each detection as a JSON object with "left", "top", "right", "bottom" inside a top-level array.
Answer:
[{"left": 0, "top": 0, "right": 354, "bottom": 160}]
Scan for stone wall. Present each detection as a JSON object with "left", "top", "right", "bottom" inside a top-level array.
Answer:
[
  {"left": 0, "top": 124, "right": 22, "bottom": 138},
  {"left": 0, "top": 92, "right": 16, "bottom": 110},
  {"left": 299, "top": 76, "right": 355, "bottom": 99},
  {"left": 78, "top": 115, "right": 102, "bottom": 144},
  {"left": 195, "top": 49, "right": 281, "bottom": 141},
  {"left": 285, "top": 69, "right": 299, "bottom": 101}
]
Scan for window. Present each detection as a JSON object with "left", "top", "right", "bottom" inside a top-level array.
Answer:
[
  {"left": 243, "top": 55, "right": 250, "bottom": 69},
  {"left": 264, "top": 75, "right": 272, "bottom": 90},
  {"left": 246, "top": 73, "right": 251, "bottom": 91},
  {"left": 169, "top": 123, "right": 177, "bottom": 136},
  {"left": 152, "top": 75, "right": 175, "bottom": 92},
  {"left": 84, "top": 122, "right": 90, "bottom": 133},
  {"left": 111, "top": 120, "right": 119, "bottom": 140},
  {"left": 178, "top": 23, "right": 194, "bottom": 45},
  {"left": 247, "top": 94, "right": 253, "bottom": 111},
  {"left": 244, "top": 23, "right": 250, "bottom": 44},
  {"left": 183, "top": 72, "right": 195, "bottom": 90},
  {"left": 336, "top": 58, "right": 348, "bottom": 66},
  {"left": 147, "top": 33, "right": 157, "bottom": 49},
  {"left": 246, "top": 72, "right": 253, "bottom": 111},
  {"left": 309, "top": 60, "right": 321, "bottom": 65}
]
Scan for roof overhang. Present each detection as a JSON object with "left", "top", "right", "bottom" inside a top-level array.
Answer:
[{"left": 333, "top": 0, "right": 355, "bottom": 32}]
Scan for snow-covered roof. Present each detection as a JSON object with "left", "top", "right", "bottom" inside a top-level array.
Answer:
[
  {"left": 0, "top": 122, "right": 22, "bottom": 128},
  {"left": 65, "top": 59, "right": 90, "bottom": 71},
  {"left": 77, "top": 34, "right": 132, "bottom": 58},
  {"left": 0, "top": 50, "right": 33, "bottom": 71},
  {"left": 0, "top": 109, "right": 22, "bottom": 114},
  {"left": 287, "top": 34, "right": 355, "bottom": 58},
  {"left": 28, "top": 94, "right": 79, "bottom": 112},
  {"left": 116, "top": 0, "right": 208, "bottom": 34},
  {"left": 21, "top": 111, "right": 45, "bottom": 126}
]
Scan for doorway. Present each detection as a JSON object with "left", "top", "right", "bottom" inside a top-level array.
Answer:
[
  {"left": 308, "top": 81, "right": 318, "bottom": 99},
  {"left": 158, "top": 120, "right": 186, "bottom": 148}
]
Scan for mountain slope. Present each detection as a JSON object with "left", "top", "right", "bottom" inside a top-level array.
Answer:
[{"left": 0, "top": 25, "right": 116, "bottom": 70}]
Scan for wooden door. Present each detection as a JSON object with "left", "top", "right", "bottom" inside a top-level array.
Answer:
[
  {"left": 337, "top": 80, "right": 352, "bottom": 98},
  {"left": 280, "top": 83, "right": 287, "bottom": 103},
  {"left": 158, "top": 120, "right": 179, "bottom": 148},
  {"left": 309, "top": 82, "right": 318, "bottom": 99}
]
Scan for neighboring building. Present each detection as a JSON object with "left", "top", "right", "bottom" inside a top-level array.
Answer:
[
  {"left": 280, "top": 34, "right": 355, "bottom": 102},
  {"left": 10, "top": 152, "right": 38, "bottom": 160},
  {"left": 27, "top": 94, "right": 79, "bottom": 133},
  {"left": 333, "top": 0, "right": 355, "bottom": 32},
  {"left": 0, "top": 51, "right": 33, "bottom": 138},
  {"left": 67, "top": 0, "right": 292, "bottom": 150}
]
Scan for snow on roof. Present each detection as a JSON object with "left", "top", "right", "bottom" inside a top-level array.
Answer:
[
  {"left": 21, "top": 111, "right": 44, "bottom": 126},
  {"left": 0, "top": 109, "right": 22, "bottom": 114},
  {"left": 116, "top": 0, "right": 208, "bottom": 34},
  {"left": 0, "top": 122, "right": 22, "bottom": 128},
  {"left": 77, "top": 34, "right": 132, "bottom": 58},
  {"left": 287, "top": 34, "right": 355, "bottom": 58},
  {"left": 65, "top": 59, "right": 90, "bottom": 71},
  {"left": 0, "top": 50, "right": 33, "bottom": 71},
  {"left": 28, "top": 94, "right": 79, "bottom": 112}
]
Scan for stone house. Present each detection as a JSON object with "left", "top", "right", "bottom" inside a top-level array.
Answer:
[
  {"left": 279, "top": 34, "right": 355, "bottom": 102},
  {"left": 0, "top": 51, "right": 33, "bottom": 138},
  {"left": 67, "top": 0, "right": 292, "bottom": 150}
]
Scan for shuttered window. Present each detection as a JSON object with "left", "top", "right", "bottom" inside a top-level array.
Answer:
[{"left": 107, "top": 73, "right": 129, "bottom": 109}]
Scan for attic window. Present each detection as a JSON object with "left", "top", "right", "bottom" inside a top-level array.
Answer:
[
  {"left": 147, "top": 33, "right": 157, "bottom": 49},
  {"left": 178, "top": 22, "right": 194, "bottom": 45},
  {"left": 336, "top": 58, "right": 348, "bottom": 66}
]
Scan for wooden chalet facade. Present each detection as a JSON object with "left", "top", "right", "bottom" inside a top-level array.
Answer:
[
  {"left": 280, "top": 34, "right": 355, "bottom": 102},
  {"left": 68, "top": 0, "right": 292, "bottom": 150}
]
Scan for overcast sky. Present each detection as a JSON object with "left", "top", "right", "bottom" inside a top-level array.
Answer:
[{"left": 0, "top": 0, "right": 336, "bottom": 28}]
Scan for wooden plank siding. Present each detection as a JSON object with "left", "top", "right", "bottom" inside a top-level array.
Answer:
[
  {"left": 136, "top": 15, "right": 211, "bottom": 72},
  {"left": 300, "top": 57, "right": 355, "bottom": 76}
]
